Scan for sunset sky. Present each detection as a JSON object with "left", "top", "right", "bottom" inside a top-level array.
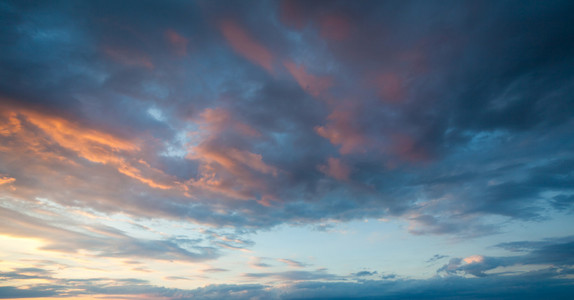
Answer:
[{"left": 1, "top": 0, "right": 574, "bottom": 299}]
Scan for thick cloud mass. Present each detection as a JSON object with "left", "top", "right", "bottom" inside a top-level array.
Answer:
[
  {"left": 1, "top": 0, "right": 573, "bottom": 299},
  {"left": 1, "top": 0, "right": 572, "bottom": 233}
]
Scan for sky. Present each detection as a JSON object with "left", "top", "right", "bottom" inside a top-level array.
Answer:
[{"left": 1, "top": 0, "right": 574, "bottom": 299}]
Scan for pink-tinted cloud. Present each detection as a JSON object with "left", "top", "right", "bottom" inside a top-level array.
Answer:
[
  {"left": 199, "top": 107, "right": 260, "bottom": 137},
  {"left": 398, "top": 49, "right": 429, "bottom": 75},
  {"left": 277, "top": 258, "right": 307, "bottom": 268},
  {"left": 219, "top": 19, "right": 274, "bottom": 73},
  {"left": 103, "top": 46, "right": 154, "bottom": 69},
  {"left": 315, "top": 106, "right": 367, "bottom": 155},
  {"left": 279, "top": 0, "right": 308, "bottom": 30},
  {"left": 165, "top": 29, "right": 189, "bottom": 56},
  {"left": 318, "top": 157, "right": 351, "bottom": 181},
  {"left": 284, "top": 61, "right": 333, "bottom": 99},
  {"left": 116, "top": 161, "right": 174, "bottom": 190},
  {"left": 188, "top": 146, "right": 277, "bottom": 178},
  {"left": 391, "top": 134, "right": 429, "bottom": 163},
  {"left": 464, "top": 255, "right": 485, "bottom": 264},
  {"left": 319, "top": 14, "right": 352, "bottom": 41},
  {"left": 370, "top": 72, "right": 406, "bottom": 102},
  {"left": 186, "top": 107, "right": 278, "bottom": 202}
]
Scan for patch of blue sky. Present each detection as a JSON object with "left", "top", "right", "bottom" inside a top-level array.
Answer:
[
  {"left": 160, "top": 129, "right": 192, "bottom": 159},
  {"left": 147, "top": 106, "right": 166, "bottom": 122}
]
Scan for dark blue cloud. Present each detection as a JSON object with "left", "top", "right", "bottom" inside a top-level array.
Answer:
[
  {"left": 243, "top": 269, "right": 341, "bottom": 281},
  {"left": 353, "top": 271, "right": 377, "bottom": 277},
  {"left": 426, "top": 254, "right": 448, "bottom": 263},
  {"left": 0, "top": 5, "right": 573, "bottom": 299},
  {"left": 438, "top": 236, "right": 574, "bottom": 277}
]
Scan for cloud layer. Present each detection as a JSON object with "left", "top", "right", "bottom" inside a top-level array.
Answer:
[{"left": 1, "top": 0, "right": 573, "bottom": 298}]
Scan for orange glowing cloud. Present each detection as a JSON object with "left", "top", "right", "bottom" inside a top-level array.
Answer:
[
  {"left": 318, "top": 157, "right": 351, "bottom": 181},
  {"left": 165, "top": 29, "right": 189, "bottom": 56},
  {"left": 284, "top": 61, "right": 333, "bottom": 99},
  {"left": 22, "top": 110, "right": 139, "bottom": 164},
  {"left": 0, "top": 111, "right": 21, "bottom": 137},
  {"left": 0, "top": 106, "right": 175, "bottom": 190},
  {"left": 117, "top": 161, "right": 173, "bottom": 190},
  {"left": 0, "top": 109, "right": 76, "bottom": 164},
  {"left": 0, "top": 176, "right": 15, "bottom": 185},
  {"left": 219, "top": 19, "right": 274, "bottom": 73}
]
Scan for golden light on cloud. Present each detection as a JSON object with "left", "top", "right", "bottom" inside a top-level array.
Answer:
[
  {"left": 463, "top": 255, "right": 485, "bottom": 264},
  {"left": 0, "top": 176, "right": 15, "bottom": 185},
  {"left": 0, "top": 105, "right": 176, "bottom": 191}
]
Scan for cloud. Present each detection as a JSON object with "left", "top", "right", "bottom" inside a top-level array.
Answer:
[
  {"left": 381, "top": 273, "right": 397, "bottom": 280},
  {"left": 248, "top": 257, "right": 273, "bottom": 269},
  {"left": 1, "top": 1, "right": 573, "bottom": 299},
  {"left": 0, "top": 204, "right": 218, "bottom": 263},
  {"left": 369, "top": 72, "right": 406, "bottom": 102},
  {"left": 318, "top": 157, "right": 351, "bottom": 181},
  {"left": 0, "top": 176, "right": 15, "bottom": 185},
  {"left": 550, "top": 194, "right": 574, "bottom": 211},
  {"left": 277, "top": 258, "right": 307, "bottom": 268},
  {"left": 165, "top": 29, "right": 189, "bottom": 56},
  {"left": 319, "top": 13, "right": 352, "bottom": 41},
  {"left": 283, "top": 61, "right": 333, "bottom": 99},
  {"left": 0, "top": 104, "right": 177, "bottom": 191},
  {"left": 315, "top": 104, "right": 369, "bottom": 155},
  {"left": 202, "top": 268, "right": 229, "bottom": 273},
  {"left": 438, "top": 236, "right": 574, "bottom": 277},
  {"left": 103, "top": 45, "right": 154, "bottom": 69},
  {"left": 426, "top": 254, "right": 448, "bottom": 263},
  {"left": 1, "top": 236, "right": 574, "bottom": 299},
  {"left": 352, "top": 270, "right": 378, "bottom": 277},
  {"left": 0, "top": 0, "right": 573, "bottom": 250},
  {"left": 0, "top": 286, "right": 58, "bottom": 299},
  {"left": 13, "top": 266, "right": 571, "bottom": 300},
  {"left": 242, "top": 269, "right": 341, "bottom": 282},
  {"left": 219, "top": 19, "right": 275, "bottom": 73}
]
